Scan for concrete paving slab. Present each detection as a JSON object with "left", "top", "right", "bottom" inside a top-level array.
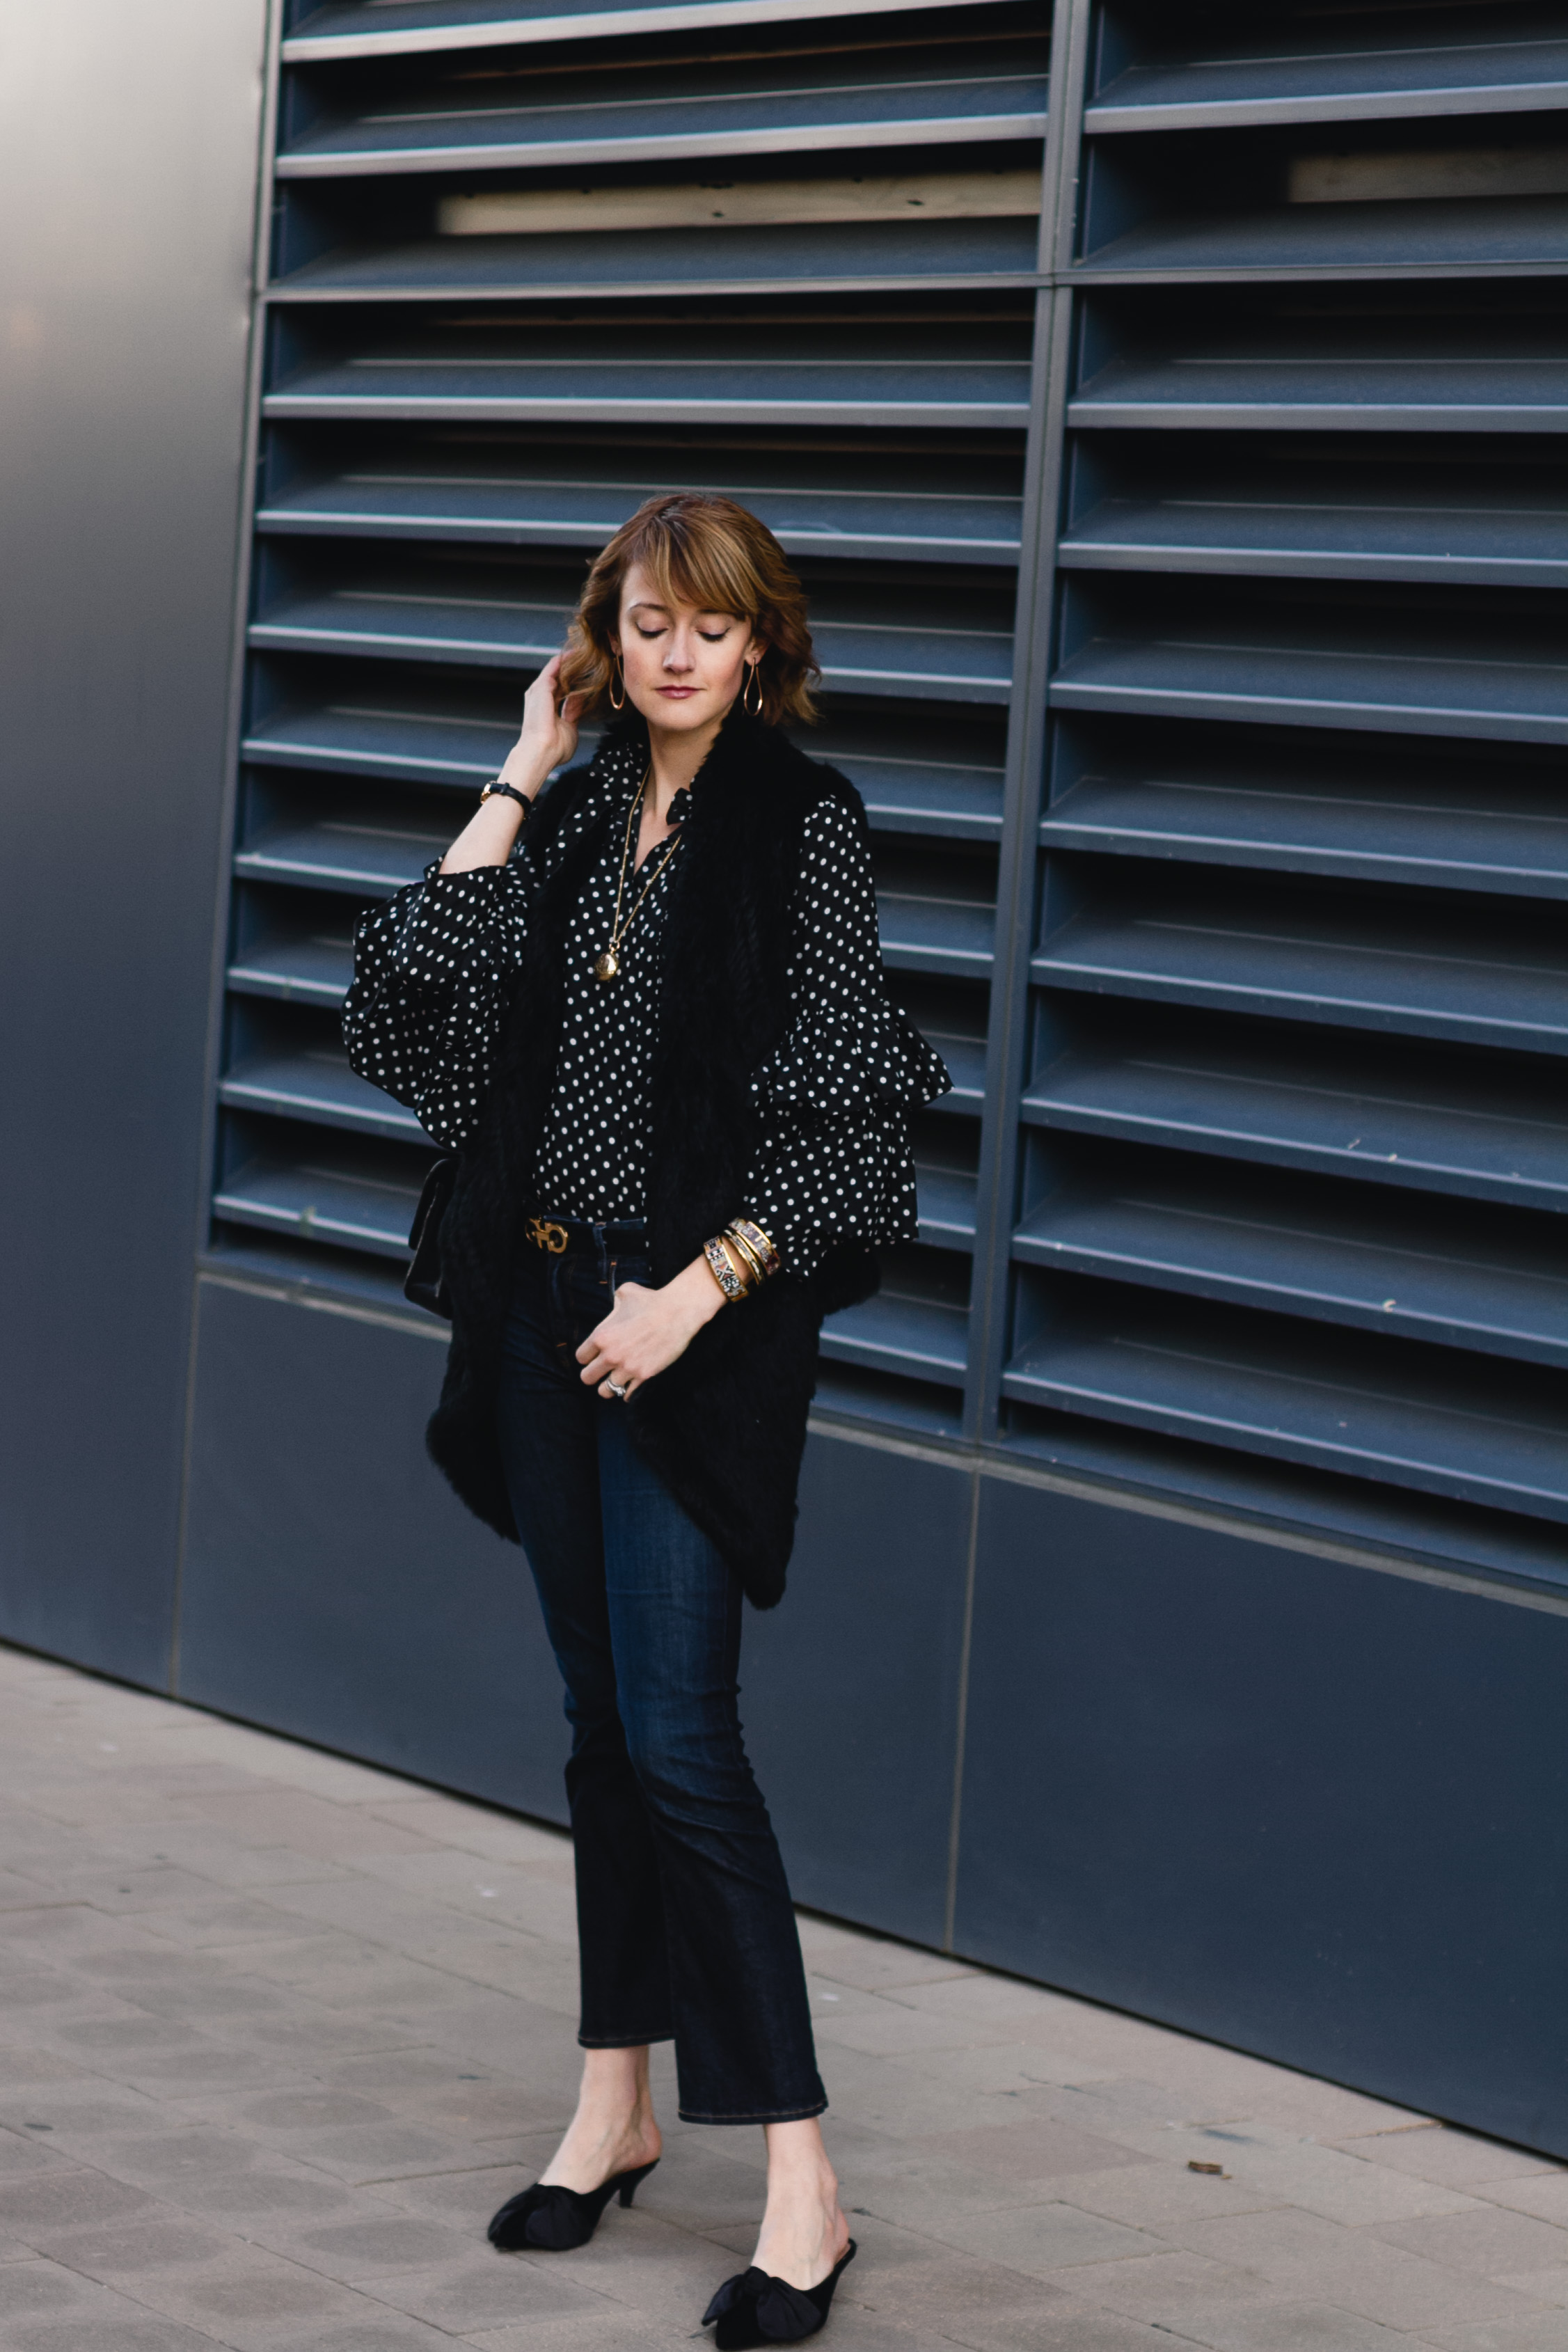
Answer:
[{"left": 0, "top": 1643, "right": 1560, "bottom": 2352}]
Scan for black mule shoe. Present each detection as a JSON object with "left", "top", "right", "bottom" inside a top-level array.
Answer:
[
  {"left": 488, "top": 2158, "right": 658, "bottom": 2252},
  {"left": 702, "top": 2240, "right": 857, "bottom": 2349}
]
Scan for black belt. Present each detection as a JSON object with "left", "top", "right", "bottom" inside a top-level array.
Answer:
[{"left": 523, "top": 1212, "right": 648, "bottom": 1256}]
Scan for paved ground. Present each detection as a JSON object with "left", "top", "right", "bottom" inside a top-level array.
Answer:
[{"left": 0, "top": 1646, "right": 1562, "bottom": 2352}]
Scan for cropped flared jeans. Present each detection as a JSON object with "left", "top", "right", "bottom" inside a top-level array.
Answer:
[{"left": 496, "top": 1220, "right": 825, "bottom": 2125}]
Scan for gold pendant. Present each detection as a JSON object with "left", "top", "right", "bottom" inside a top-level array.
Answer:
[{"left": 594, "top": 947, "right": 620, "bottom": 983}]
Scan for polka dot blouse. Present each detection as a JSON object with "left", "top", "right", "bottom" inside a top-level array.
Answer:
[{"left": 343, "top": 735, "right": 951, "bottom": 1279}]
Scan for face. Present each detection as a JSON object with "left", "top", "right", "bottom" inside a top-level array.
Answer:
[{"left": 612, "top": 560, "right": 764, "bottom": 733}]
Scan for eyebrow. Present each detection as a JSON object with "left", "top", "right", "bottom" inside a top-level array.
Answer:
[{"left": 628, "top": 599, "right": 738, "bottom": 620}]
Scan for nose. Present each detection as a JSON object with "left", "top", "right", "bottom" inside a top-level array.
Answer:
[{"left": 663, "top": 629, "right": 695, "bottom": 672}]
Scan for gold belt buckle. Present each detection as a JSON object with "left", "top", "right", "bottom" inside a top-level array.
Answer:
[{"left": 527, "top": 1216, "right": 569, "bottom": 1254}]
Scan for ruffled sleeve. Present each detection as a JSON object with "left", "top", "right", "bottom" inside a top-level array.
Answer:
[
  {"left": 342, "top": 858, "right": 532, "bottom": 1150},
  {"left": 741, "top": 794, "right": 951, "bottom": 1280}
]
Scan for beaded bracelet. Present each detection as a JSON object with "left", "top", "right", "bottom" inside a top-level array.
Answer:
[{"left": 703, "top": 1235, "right": 750, "bottom": 1303}]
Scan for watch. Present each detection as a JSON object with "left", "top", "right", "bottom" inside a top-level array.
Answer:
[{"left": 480, "top": 778, "right": 532, "bottom": 814}]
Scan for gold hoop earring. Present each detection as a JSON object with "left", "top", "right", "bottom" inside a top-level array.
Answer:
[
  {"left": 744, "top": 660, "right": 763, "bottom": 718},
  {"left": 608, "top": 652, "right": 626, "bottom": 712}
]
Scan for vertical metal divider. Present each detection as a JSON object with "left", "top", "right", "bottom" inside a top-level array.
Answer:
[
  {"left": 171, "top": 0, "right": 285, "bottom": 1696},
  {"left": 962, "top": 0, "right": 1093, "bottom": 1444}
]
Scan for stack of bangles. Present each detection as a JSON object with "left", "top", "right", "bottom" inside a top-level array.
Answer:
[{"left": 702, "top": 1219, "right": 781, "bottom": 1303}]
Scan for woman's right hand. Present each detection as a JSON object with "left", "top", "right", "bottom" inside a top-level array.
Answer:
[{"left": 507, "top": 652, "right": 584, "bottom": 784}]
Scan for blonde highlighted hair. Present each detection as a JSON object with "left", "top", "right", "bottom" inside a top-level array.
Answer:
[{"left": 559, "top": 491, "right": 818, "bottom": 727}]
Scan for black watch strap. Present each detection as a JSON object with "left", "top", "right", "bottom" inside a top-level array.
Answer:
[{"left": 480, "top": 778, "right": 532, "bottom": 814}]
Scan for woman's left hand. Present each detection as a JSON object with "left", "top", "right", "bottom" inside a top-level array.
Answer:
[{"left": 577, "top": 1258, "right": 725, "bottom": 1400}]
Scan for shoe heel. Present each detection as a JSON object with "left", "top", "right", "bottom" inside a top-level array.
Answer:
[{"left": 618, "top": 2159, "right": 657, "bottom": 2208}]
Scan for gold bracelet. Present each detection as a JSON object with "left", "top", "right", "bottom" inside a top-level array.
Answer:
[
  {"left": 703, "top": 1236, "right": 749, "bottom": 1303},
  {"left": 729, "top": 1217, "right": 780, "bottom": 1279},
  {"left": 721, "top": 1235, "right": 760, "bottom": 1293},
  {"left": 723, "top": 1226, "right": 768, "bottom": 1286},
  {"left": 724, "top": 1223, "right": 766, "bottom": 1279}
]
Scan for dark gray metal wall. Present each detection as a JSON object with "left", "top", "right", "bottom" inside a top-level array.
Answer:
[
  {"left": 6, "top": 0, "right": 1567, "bottom": 2158},
  {"left": 0, "top": 1, "right": 269, "bottom": 1681}
]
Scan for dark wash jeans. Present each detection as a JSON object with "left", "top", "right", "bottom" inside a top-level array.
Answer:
[{"left": 496, "top": 1220, "right": 826, "bottom": 2125}]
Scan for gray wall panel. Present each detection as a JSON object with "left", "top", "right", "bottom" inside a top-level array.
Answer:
[
  {"left": 0, "top": 3, "right": 267, "bottom": 1680},
  {"left": 177, "top": 1278, "right": 571, "bottom": 1817},
  {"left": 177, "top": 1286, "right": 974, "bottom": 1950},
  {"left": 954, "top": 1476, "right": 1568, "bottom": 2156},
  {"left": 745, "top": 1434, "right": 973, "bottom": 1947}
]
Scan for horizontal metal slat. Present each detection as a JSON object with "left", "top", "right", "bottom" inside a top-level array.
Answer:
[
  {"left": 1022, "top": 1039, "right": 1568, "bottom": 1215},
  {"left": 220, "top": 1050, "right": 427, "bottom": 1140},
  {"left": 1059, "top": 484, "right": 1568, "bottom": 590},
  {"left": 1002, "top": 1296, "right": 1568, "bottom": 1522},
  {"left": 1077, "top": 194, "right": 1568, "bottom": 287},
  {"left": 1050, "top": 615, "right": 1568, "bottom": 745},
  {"left": 839, "top": 754, "right": 1002, "bottom": 839},
  {"left": 1070, "top": 342, "right": 1568, "bottom": 434},
  {"left": 244, "top": 697, "right": 517, "bottom": 784},
  {"left": 818, "top": 1292, "right": 967, "bottom": 1382},
  {"left": 269, "top": 216, "right": 1040, "bottom": 303},
  {"left": 915, "top": 1165, "right": 976, "bottom": 1246},
  {"left": 1040, "top": 773, "right": 1568, "bottom": 898},
  {"left": 226, "top": 886, "right": 983, "bottom": 995},
  {"left": 214, "top": 1157, "right": 424, "bottom": 1258},
  {"left": 249, "top": 581, "right": 571, "bottom": 669},
  {"left": 250, "top": 579, "right": 1015, "bottom": 701},
  {"left": 1033, "top": 905, "right": 1568, "bottom": 1053},
  {"left": 241, "top": 705, "right": 1005, "bottom": 838},
  {"left": 236, "top": 819, "right": 445, "bottom": 894},
  {"left": 228, "top": 930, "right": 357, "bottom": 1005},
  {"left": 930, "top": 1032, "right": 985, "bottom": 1113},
  {"left": 1086, "top": 32, "right": 1568, "bottom": 135},
  {"left": 879, "top": 891, "right": 994, "bottom": 975},
  {"left": 267, "top": 336, "right": 1033, "bottom": 432},
  {"left": 280, "top": 62, "right": 1047, "bottom": 177},
  {"left": 284, "top": 0, "right": 999, "bottom": 65},
  {"left": 258, "top": 461, "right": 1023, "bottom": 566},
  {"left": 1013, "top": 1176, "right": 1568, "bottom": 1369}
]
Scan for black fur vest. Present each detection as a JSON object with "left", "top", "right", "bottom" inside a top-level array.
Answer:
[{"left": 426, "top": 704, "right": 879, "bottom": 1609}]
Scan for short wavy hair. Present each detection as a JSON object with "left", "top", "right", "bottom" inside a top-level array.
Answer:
[{"left": 558, "top": 491, "right": 818, "bottom": 727}]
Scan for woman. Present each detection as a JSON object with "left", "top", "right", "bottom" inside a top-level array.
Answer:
[{"left": 343, "top": 492, "right": 949, "bottom": 2347}]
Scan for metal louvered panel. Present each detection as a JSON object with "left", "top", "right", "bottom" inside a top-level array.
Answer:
[
  {"left": 1083, "top": 26, "right": 1568, "bottom": 134},
  {"left": 1020, "top": 1017, "right": 1568, "bottom": 1215},
  {"left": 248, "top": 562, "right": 1017, "bottom": 698},
  {"left": 272, "top": 216, "right": 1042, "bottom": 302},
  {"left": 212, "top": 0, "right": 1054, "bottom": 1423},
  {"left": 1002, "top": 1291, "right": 1568, "bottom": 1520},
  {"left": 284, "top": 0, "right": 1011, "bottom": 65},
  {"left": 280, "top": 51, "right": 1047, "bottom": 177},
  {"left": 978, "top": 0, "right": 1568, "bottom": 1561},
  {"left": 225, "top": 1, "right": 1568, "bottom": 1545},
  {"left": 258, "top": 450, "right": 1024, "bottom": 564},
  {"left": 1038, "top": 731, "right": 1568, "bottom": 894},
  {"left": 265, "top": 325, "right": 1035, "bottom": 432}
]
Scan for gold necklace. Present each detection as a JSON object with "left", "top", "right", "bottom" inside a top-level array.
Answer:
[{"left": 594, "top": 767, "right": 685, "bottom": 982}]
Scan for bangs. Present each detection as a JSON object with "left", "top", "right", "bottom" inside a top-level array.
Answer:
[{"left": 626, "top": 507, "right": 758, "bottom": 622}]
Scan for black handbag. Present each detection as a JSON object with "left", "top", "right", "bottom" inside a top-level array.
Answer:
[{"left": 405, "top": 1156, "right": 457, "bottom": 1319}]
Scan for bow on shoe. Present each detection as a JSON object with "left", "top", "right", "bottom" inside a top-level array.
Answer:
[{"left": 702, "top": 2266, "right": 825, "bottom": 2346}]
